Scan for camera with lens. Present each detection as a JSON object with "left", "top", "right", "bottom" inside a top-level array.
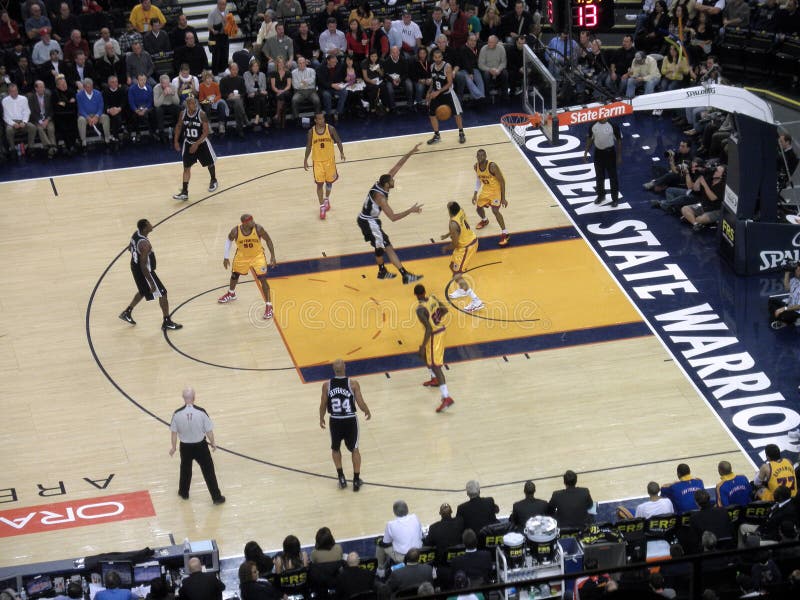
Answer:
[
  {"left": 782, "top": 259, "right": 799, "bottom": 272},
  {"left": 664, "top": 149, "right": 675, "bottom": 159}
]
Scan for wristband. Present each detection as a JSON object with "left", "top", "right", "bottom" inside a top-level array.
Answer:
[
  {"left": 224, "top": 238, "right": 232, "bottom": 260},
  {"left": 474, "top": 177, "right": 481, "bottom": 193}
]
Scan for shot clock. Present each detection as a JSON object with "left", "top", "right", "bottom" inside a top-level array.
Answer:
[{"left": 546, "top": 0, "right": 616, "bottom": 32}]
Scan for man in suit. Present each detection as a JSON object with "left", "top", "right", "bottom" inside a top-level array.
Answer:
[
  {"left": 386, "top": 548, "right": 434, "bottom": 595},
  {"left": 448, "top": 529, "right": 492, "bottom": 586},
  {"left": 423, "top": 503, "right": 464, "bottom": 566},
  {"left": 548, "top": 470, "right": 594, "bottom": 529},
  {"left": 739, "top": 485, "right": 798, "bottom": 547},
  {"left": 178, "top": 557, "right": 225, "bottom": 600},
  {"left": 456, "top": 480, "right": 499, "bottom": 534},
  {"left": 689, "top": 489, "right": 733, "bottom": 546},
  {"left": 27, "top": 79, "right": 56, "bottom": 157},
  {"left": 335, "top": 552, "right": 375, "bottom": 600},
  {"left": 509, "top": 480, "right": 549, "bottom": 530}
]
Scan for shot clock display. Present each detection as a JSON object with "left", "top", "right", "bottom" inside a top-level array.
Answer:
[{"left": 546, "top": 0, "right": 616, "bottom": 32}]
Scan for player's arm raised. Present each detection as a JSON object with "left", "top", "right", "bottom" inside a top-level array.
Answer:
[
  {"left": 491, "top": 162, "right": 507, "bottom": 207},
  {"left": 375, "top": 194, "right": 422, "bottom": 222},
  {"left": 173, "top": 108, "right": 185, "bottom": 152},
  {"left": 388, "top": 142, "right": 421, "bottom": 178},
  {"left": 330, "top": 125, "right": 345, "bottom": 161},
  {"left": 223, "top": 226, "right": 238, "bottom": 269},
  {"left": 351, "top": 379, "right": 371, "bottom": 420},
  {"left": 258, "top": 225, "right": 277, "bottom": 266},
  {"left": 319, "top": 382, "right": 328, "bottom": 429},
  {"left": 303, "top": 127, "right": 313, "bottom": 170}
]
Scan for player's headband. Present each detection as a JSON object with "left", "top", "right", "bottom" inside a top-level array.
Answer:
[{"left": 242, "top": 215, "right": 254, "bottom": 224}]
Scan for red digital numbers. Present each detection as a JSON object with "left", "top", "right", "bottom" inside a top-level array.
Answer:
[{"left": 578, "top": 5, "right": 598, "bottom": 28}]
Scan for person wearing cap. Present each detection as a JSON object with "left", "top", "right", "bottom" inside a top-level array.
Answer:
[
  {"left": 424, "top": 503, "right": 465, "bottom": 566},
  {"left": 31, "top": 27, "right": 61, "bottom": 66},
  {"left": 319, "top": 17, "right": 347, "bottom": 58},
  {"left": 624, "top": 50, "right": 661, "bottom": 98},
  {"left": 584, "top": 113, "right": 622, "bottom": 207}
]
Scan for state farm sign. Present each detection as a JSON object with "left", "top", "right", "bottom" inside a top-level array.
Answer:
[
  {"left": 559, "top": 102, "right": 633, "bottom": 126},
  {"left": 0, "top": 491, "right": 155, "bottom": 537}
]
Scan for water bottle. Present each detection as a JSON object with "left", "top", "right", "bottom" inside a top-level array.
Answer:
[
  {"left": 20, "top": 588, "right": 28, "bottom": 600},
  {"left": 507, "top": 587, "right": 518, "bottom": 600},
  {"left": 183, "top": 537, "right": 191, "bottom": 554}
]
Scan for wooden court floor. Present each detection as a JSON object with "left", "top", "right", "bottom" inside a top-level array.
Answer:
[{"left": 0, "top": 125, "right": 751, "bottom": 567}]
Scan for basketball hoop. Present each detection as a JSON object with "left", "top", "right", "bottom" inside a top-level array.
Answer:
[{"left": 500, "top": 113, "right": 542, "bottom": 147}]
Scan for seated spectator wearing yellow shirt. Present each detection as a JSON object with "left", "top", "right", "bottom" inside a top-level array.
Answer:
[{"left": 129, "top": 0, "right": 166, "bottom": 34}]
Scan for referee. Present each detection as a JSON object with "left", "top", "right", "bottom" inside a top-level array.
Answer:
[
  {"left": 584, "top": 116, "right": 622, "bottom": 207},
  {"left": 169, "top": 388, "right": 225, "bottom": 504},
  {"left": 319, "top": 359, "right": 371, "bottom": 492}
]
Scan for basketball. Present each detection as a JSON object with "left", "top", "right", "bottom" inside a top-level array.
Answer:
[{"left": 435, "top": 105, "right": 452, "bottom": 121}]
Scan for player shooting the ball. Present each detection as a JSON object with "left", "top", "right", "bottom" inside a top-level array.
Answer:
[{"left": 415, "top": 283, "right": 454, "bottom": 413}]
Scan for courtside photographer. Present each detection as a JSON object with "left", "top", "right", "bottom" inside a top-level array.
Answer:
[
  {"left": 654, "top": 157, "right": 708, "bottom": 213},
  {"left": 769, "top": 260, "right": 800, "bottom": 330},
  {"left": 681, "top": 163, "right": 727, "bottom": 232},
  {"left": 645, "top": 139, "right": 694, "bottom": 195}
]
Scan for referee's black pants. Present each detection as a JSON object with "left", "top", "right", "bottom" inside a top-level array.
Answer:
[
  {"left": 179, "top": 440, "right": 222, "bottom": 500},
  {"left": 594, "top": 146, "right": 619, "bottom": 202}
]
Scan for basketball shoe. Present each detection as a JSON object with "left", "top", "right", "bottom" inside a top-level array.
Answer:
[
  {"left": 218, "top": 291, "right": 237, "bottom": 303},
  {"left": 402, "top": 272, "right": 423, "bottom": 284},
  {"left": 162, "top": 318, "right": 183, "bottom": 330},
  {"left": 427, "top": 132, "right": 440, "bottom": 145},
  {"left": 323, "top": 198, "right": 330, "bottom": 212},
  {"left": 475, "top": 219, "right": 490, "bottom": 229},
  {"left": 377, "top": 270, "right": 396, "bottom": 279},
  {"left": 436, "top": 397, "right": 455, "bottom": 412},
  {"left": 459, "top": 131, "right": 466, "bottom": 144},
  {"left": 208, "top": 179, "right": 218, "bottom": 192},
  {"left": 422, "top": 378, "right": 439, "bottom": 387},
  {"left": 499, "top": 233, "right": 510, "bottom": 246},
  {"left": 320, "top": 203, "right": 327, "bottom": 219},
  {"left": 464, "top": 300, "right": 484, "bottom": 313},
  {"left": 118, "top": 310, "right": 136, "bottom": 325},
  {"left": 352, "top": 476, "right": 363, "bottom": 492},
  {"left": 172, "top": 191, "right": 188, "bottom": 200},
  {"left": 449, "top": 288, "right": 468, "bottom": 299},
  {"left": 338, "top": 474, "right": 347, "bottom": 489},
  {"left": 264, "top": 304, "right": 273, "bottom": 319}
]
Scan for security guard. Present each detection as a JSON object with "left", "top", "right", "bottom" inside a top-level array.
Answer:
[{"left": 169, "top": 388, "right": 225, "bottom": 504}]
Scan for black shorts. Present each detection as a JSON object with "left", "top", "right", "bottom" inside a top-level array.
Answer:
[
  {"left": 182, "top": 140, "right": 216, "bottom": 168},
  {"left": 357, "top": 216, "right": 391, "bottom": 249},
  {"left": 428, "top": 92, "right": 462, "bottom": 117},
  {"left": 330, "top": 417, "right": 359, "bottom": 452},
  {"left": 131, "top": 263, "right": 167, "bottom": 301}
]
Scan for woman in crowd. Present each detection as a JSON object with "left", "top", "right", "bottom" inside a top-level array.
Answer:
[
  {"left": 480, "top": 6, "right": 502, "bottom": 43},
  {"left": 244, "top": 59, "right": 270, "bottom": 128},
  {"left": 199, "top": 69, "right": 230, "bottom": 135},
  {"left": 361, "top": 49, "right": 384, "bottom": 111},
  {"left": 346, "top": 19, "right": 369, "bottom": 64},
  {"left": 310, "top": 527, "right": 343, "bottom": 563},
  {"left": 273, "top": 534, "right": 309, "bottom": 574},
  {"left": 659, "top": 43, "right": 691, "bottom": 91},
  {"left": 410, "top": 46, "right": 431, "bottom": 108},
  {"left": 349, "top": 0, "right": 374, "bottom": 31},
  {"left": 244, "top": 540, "right": 274, "bottom": 578},
  {"left": 239, "top": 560, "right": 279, "bottom": 600},
  {"left": 269, "top": 55, "right": 292, "bottom": 128}
]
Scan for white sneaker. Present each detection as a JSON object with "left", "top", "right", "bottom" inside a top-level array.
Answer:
[
  {"left": 449, "top": 288, "right": 468, "bottom": 299},
  {"left": 464, "top": 300, "right": 484, "bottom": 313}
]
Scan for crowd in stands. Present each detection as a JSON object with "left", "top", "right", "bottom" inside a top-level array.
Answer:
[
  {"left": 209, "top": 445, "right": 800, "bottom": 600},
  {"left": 1, "top": 0, "right": 798, "bottom": 166}
]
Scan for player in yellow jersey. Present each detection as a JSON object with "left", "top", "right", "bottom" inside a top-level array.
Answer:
[
  {"left": 304, "top": 113, "right": 345, "bottom": 220},
  {"left": 218, "top": 214, "right": 278, "bottom": 319},
  {"left": 472, "top": 148, "right": 509, "bottom": 246},
  {"left": 414, "top": 284, "right": 454, "bottom": 413},
  {"left": 440, "top": 201, "right": 483, "bottom": 313},
  {"left": 755, "top": 444, "right": 798, "bottom": 501}
]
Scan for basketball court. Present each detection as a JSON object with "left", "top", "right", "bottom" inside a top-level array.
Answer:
[{"left": 0, "top": 121, "right": 754, "bottom": 568}]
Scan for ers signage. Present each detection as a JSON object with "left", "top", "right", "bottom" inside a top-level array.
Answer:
[{"left": 0, "top": 491, "right": 156, "bottom": 537}]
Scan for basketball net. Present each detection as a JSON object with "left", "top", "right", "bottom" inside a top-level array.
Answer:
[{"left": 500, "top": 112, "right": 544, "bottom": 147}]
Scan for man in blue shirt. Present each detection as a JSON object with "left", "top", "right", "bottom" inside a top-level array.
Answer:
[
  {"left": 128, "top": 73, "right": 158, "bottom": 142},
  {"left": 661, "top": 463, "right": 705, "bottom": 514},
  {"left": 715, "top": 460, "right": 752, "bottom": 507},
  {"left": 95, "top": 571, "right": 133, "bottom": 600},
  {"left": 76, "top": 77, "right": 111, "bottom": 148}
]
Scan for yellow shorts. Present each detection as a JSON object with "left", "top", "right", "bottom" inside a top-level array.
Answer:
[
  {"left": 313, "top": 159, "right": 338, "bottom": 184},
  {"left": 477, "top": 193, "right": 501, "bottom": 209},
  {"left": 232, "top": 252, "right": 268, "bottom": 277},
  {"left": 425, "top": 328, "right": 446, "bottom": 368},
  {"left": 451, "top": 239, "right": 478, "bottom": 273}
]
